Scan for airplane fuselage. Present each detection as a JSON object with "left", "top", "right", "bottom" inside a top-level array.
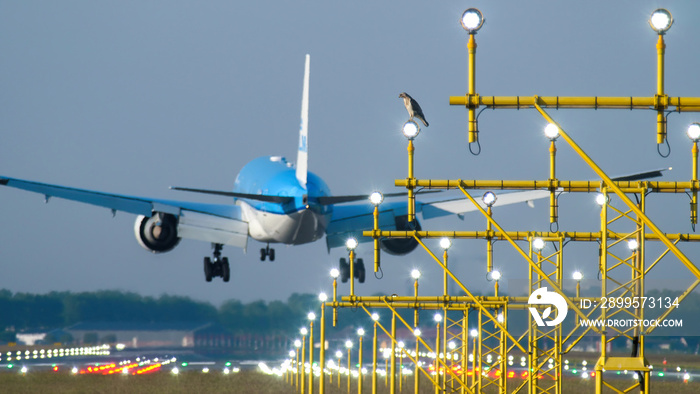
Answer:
[{"left": 234, "top": 156, "right": 332, "bottom": 245}]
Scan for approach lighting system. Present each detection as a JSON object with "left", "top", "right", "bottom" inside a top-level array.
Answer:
[
  {"left": 439, "top": 237, "right": 452, "bottom": 250},
  {"left": 573, "top": 271, "right": 583, "bottom": 281},
  {"left": 294, "top": 340, "right": 302, "bottom": 348},
  {"left": 330, "top": 268, "right": 340, "bottom": 279},
  {"left": 413, "top": 328, "right": 422, "bottom": 337},
  {"left": 357, "top": 328, "right": 365, "bottom": 336},
  {"left": 318, "top": 292, "right": 328, "bottom": 302},
  {"left": 307, "top": 312, "right": 316, "bottom": 321},
  {"left": 649, "top": 9, "right": 673, "bottom": 34},
  {"left": 470, "top": 329, "right": 478, "bottom": 338},
  {"left": 688, "top": 123, "right": 700, "bottom": 142},
  {"left": 369, "top": 191, "right": 384, "bottom": 206},
  {"left": 345, "top": 340, "right": 353, "bottom": 349},
  {"left": 544, "top": 123, "right": 560, "bottom": 140},
  {"left": 371, "top": 313, "right": 380, "bottom": 321},
  {"left": 345, "top": 237, "right": 358, "bottom": 251},
  {"left": 482, "top": 191, "right": 497, "bottom": 207},
  {"left": 336, "top": 350, "right": 343, "bottom": 359},
  {"left": 533, "top": 238, "right": 546, "bottom": 251},
  {"left": 410, "top": 269, "right": 421, "bottom": 280},
  {"left": 300, "top": 327, "right": 308, "bottom": 336},
  {"left": 402, "top": 120, "right": 420, "bottom": 140},
  {"left": 487, "top": 270, "right": 501, "bottom": 282},
  {"left": 461, "top": 8, "right": 484, "bottom": 33},
  {"left": 433, "top": 313, "right": 443, "bottom": 323}
]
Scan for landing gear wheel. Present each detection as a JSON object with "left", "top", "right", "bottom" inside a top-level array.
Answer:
[
  {"left": 222, "top": 257, "right": 230, "bottom": 282},
  {"left": 356, "top": 258, "right": 366, "bottom": 284},
  {"left": 339, "top": 258, "right": 350, "bottom": 283},
  {"left": 204, "top": 257, "right": 213, "bottom": 282},
  {"left": 260, "top": 245, "right": 275, "bottom": 261}
]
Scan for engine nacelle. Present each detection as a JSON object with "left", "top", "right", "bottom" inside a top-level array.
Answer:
[
  {"left": 134, "top": 213, "right": 181, "bottom": 253},
  {"left": 379, "top": 214, "right": 421, "bottom": 256}
]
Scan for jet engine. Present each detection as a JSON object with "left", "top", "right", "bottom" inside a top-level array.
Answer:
[
  {"left": 379, "top": 214, "right": 421, "bottom": 255},
  {"left": 134, "top": 213, "right": 181, "bottom": 253}
]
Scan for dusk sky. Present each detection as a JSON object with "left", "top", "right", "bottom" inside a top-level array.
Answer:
[{"left": 1, "top": 1, "right": 699, "bottom": 306}]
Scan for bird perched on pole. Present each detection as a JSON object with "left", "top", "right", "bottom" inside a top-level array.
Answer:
[{"left": 399, "top": 92, "right": 429, "bottom": 127}]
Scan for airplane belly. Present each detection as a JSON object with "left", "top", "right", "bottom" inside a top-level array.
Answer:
[{"left": 242, "top": 203, "right": 328, "bottom": 245}]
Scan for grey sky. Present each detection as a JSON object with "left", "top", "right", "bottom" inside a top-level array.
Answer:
[{"left": 1, "top": 1, "right": 699, "bottom": 306}]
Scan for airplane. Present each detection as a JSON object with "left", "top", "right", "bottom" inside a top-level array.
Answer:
[{"left": 0, "top": 55, "right": 667, "bottom": 283}]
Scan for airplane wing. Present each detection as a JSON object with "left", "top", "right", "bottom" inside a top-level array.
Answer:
[
  {"left": 0, "top": 176, "right": 249, "bottom": 249},
  {"left": 325, "top": 190, "right": 548, "bottom": 250},
  {"left": 325, "top": 168, "right": 670, "bottom": 249},
  {"left": 421, "top": 190, "right": 550, "bottom": 219}
]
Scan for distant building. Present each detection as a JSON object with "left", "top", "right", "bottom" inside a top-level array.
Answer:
[
  {"left": 65, "top": 321, "right": 219, "bottom": 348},
  {"left": 16, "top": 330, "right": 47, "bottom": 346}
]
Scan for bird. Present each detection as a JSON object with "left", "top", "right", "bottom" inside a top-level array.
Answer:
[{"left": 399, "top": 92, "right": 429, "bottom": 127}]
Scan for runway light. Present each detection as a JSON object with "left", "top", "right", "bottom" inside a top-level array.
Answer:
[
  {"left": 595, "top": 193, "right": 609, "bottom": 206},
  {"left": 369, "top": 191, "right": 384, "bottom": 206},
  {"left": 649, "top": 9, "right": 673, "bottom": 34},
  {"left": 482, "top": 191, "right": 497, "bottom": 207},
  {"left": 573, "top": 271, "right": 583, "bottom": 281},
  {"left": 402, "top": 120, "right": 420, "bottom": 140},
  {"left": 544, "top": 123, "right": 560, "bottom": 140},
  {"left": 532, "top": 238, "right": 546, "bottom": 251},
  {"left": 461, "top": 8, "right": 484, "bottom": 33},
  {"left": 411, "top": 269, "right": 421, "bottom": 280},
  {"left": 628, "top": 239, "right": 639, "bottom": 251},
  {"left": 688, "top": 123, "right": 700, "bottom": 142},
  {"left": 437, "top": 238, "right": 453, "bottom": 252},
  {"left": 330, "top": 268, "right": 340, "bottom": 279},
  {"left": 346, "top": 237, "right": 358, "bottom": 251}
]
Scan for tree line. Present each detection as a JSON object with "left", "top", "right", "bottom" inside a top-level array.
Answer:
[{"left": 2, "top": 288, "right": 699, "bottom": 343}]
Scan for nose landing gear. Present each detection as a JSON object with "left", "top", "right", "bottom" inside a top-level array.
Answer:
[{"left": 260, "top": 244, "right": 275, "bottom": 261}]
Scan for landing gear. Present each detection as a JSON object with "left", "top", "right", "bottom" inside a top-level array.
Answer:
[
  {"left": 339, "top": 258, "right": 349, "bottom": 283},
  {"left": 356, "top": 258, "right": 366, "bottom": 283},
  {"left": 260, "top": 244, "right": 275, "bottom": 261},
  {"left": 203, "top": 243, "right": 231, "bottom": 282},
  {"left": 338, "top": 257, "right": 365, "bottom": 284}
]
